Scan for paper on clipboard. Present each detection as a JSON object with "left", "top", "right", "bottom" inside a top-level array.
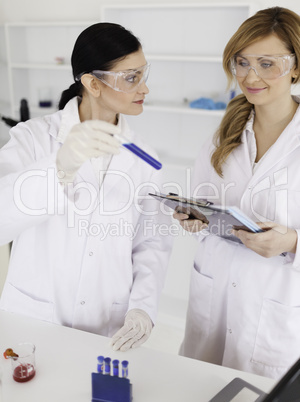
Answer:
[{"left": 149, "top": 192, "right": 264, "bottom": 243}]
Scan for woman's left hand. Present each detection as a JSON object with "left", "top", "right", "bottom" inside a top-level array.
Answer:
[
  {"left": 232, "top": 222, "right": 298, "bottom": 258},
  {"left": 110, "top": 309, "right": 153, "bottom": 352}
]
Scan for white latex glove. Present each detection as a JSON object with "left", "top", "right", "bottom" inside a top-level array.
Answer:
[
  {"left": 110, "top": 309, "right": 153, "bottom": 352},
  {"left": 56, "top": 120, "right": 121, "bottom": 183}
]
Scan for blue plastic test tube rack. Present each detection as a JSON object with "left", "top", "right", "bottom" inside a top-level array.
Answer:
[{"left": 91, "top": 357, "right": 132, "bottom": 402}]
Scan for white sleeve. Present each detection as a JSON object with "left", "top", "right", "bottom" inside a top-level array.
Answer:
[
  {"left": 284, "top": 229, "right": 300, "bottom": 271},
  {"left": 0, "top": 122, "right": 65, "bottom": 245}
]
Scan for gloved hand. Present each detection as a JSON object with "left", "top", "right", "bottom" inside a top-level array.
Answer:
[
  {"left": 56, "top": 120, "right": 121, "bottom": 183},
  {"left": 110, "top": 309, "right": 153, "bottom": 352}
]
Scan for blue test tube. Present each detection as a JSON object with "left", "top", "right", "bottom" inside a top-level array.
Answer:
[
  {"left": 115, "top": 134, "right": 162, "bottom": 170},
  {"left": 121, "top": 360, "right": 129, "bottom": 379},
  {"left": 104, "top": 357, "right": 111, "bottom": 375},
  {"left": 97, "top": 356, "right": 104, "bottom": 374},
  {"left": 112, "top": 359, "right": 119, "bottom": 376}
]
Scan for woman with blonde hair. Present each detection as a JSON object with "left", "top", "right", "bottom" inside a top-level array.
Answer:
[{"left": 175, "top": 7, "right": 300, "bottom": 379}]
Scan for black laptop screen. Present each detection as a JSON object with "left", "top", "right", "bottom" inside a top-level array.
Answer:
[
  {"left": 209, "top": 357, "right": 300, "bottom": 402},
  {"left": 262, "top": 357, "right": 300, "bottom": 401}
]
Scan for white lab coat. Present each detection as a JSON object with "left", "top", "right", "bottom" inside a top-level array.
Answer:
[
  {"left": 180, "top": 96, "right": 300, "bottom": 379},
  {"left": 0, "top": 97, "right": 172, "bottom": 337}
]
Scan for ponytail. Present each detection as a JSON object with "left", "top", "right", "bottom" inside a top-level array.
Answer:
[
  {"left": 58, "top": 23, "right": 141, "bottom": 111},
  {"left": 211, "top": 94, "right": 253, "bottom": 177},
  {"left": 58, "top": 82, "right": 82, "bottom": 110}
]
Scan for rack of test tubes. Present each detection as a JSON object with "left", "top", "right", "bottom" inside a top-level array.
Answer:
[{"left": 91, "top": 356, "right": 132, "bottom": 402}]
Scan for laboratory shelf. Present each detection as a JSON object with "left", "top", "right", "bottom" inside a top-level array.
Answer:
[
  {"left": 144, "top": 102, "right": 225, "bottom": 116},
  {"left": 13, "top": 105, "right": 57, "bottom": 116},
  {"left": 10, "top": 63, "right": 71, "bottom": 70},
  {"left": 100, "top": 2, "right": 256, "bottom": 9},
  {"left": 146, "top": 55, "right": 223, "bottom": 63},
  {"left": 3, "top": 21, "right": 95, "bottom": 118},
  {"left": 4, "top": 21, "right": 98, "bottom": 27}
]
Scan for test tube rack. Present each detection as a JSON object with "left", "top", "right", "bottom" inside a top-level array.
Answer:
[{"left": 91, "top": 357, "right": 132, "bottom": 402}]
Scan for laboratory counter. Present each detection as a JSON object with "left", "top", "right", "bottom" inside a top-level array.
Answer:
[{"left": 0, "top": 310, "right": 275, "bottom": 401}]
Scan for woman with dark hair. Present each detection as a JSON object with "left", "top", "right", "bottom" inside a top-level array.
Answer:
[
  {"left": 174, "top": 7, "right": 300, "bottom": 379},
  {"left": 0, "top": 23, "right": 172, "bottom": 351}
]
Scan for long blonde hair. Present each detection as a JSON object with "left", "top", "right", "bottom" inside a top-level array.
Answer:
[{"left": 211, "top": 7, "right": 300, "bottom": 177}]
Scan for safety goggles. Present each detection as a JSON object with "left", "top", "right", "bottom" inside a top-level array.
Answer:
[
  {"left": 230, "top": 54, "right": 296, "bottom": 80},
  {"left": 76, "top": 63, "right": 150, "bottom": 93}
]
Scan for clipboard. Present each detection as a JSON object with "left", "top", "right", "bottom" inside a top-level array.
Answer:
[{"left": 149, "top": 192, "right": 264, "bottom": 243}]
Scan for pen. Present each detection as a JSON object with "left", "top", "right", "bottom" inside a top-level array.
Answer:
[{"left": 114, "top": 134, "right": 162, "bottom": 170}]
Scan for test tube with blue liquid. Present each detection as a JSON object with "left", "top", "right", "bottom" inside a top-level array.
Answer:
[
  {"left": 97, "top": 356, "right": 104, "bottom": 374},
  {"left": 112, "top": 359, "right": 119, "bottom": 376},
  {"left": 104, "top": 357, "right": 111, "bottom": 375},
  {"left": 114, "top": 134, "right": 162, "bottom": 170}
]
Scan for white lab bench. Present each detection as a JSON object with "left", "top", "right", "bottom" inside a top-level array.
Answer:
[{"left": 0, "top": 310, "right": 275, "bottom": 402}]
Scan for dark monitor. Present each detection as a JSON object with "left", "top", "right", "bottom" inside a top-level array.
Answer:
[{"left": 209, "top": 357, "right": 300, "bottom": 402}]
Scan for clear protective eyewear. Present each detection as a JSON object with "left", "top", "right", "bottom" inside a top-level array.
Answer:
[
  {"left": 76, "top": 63, "right": 150, "bottom": 93},
  {"left": 230, "top": 53, "right": 296, "bottom": 80}
]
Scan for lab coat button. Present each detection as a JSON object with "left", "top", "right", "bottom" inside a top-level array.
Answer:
[
  {"left": 232, "top": 282, "right": 237, "bottom": 287},
  {"left": 80, "top": 301, "right": 85, "bottom": 305},
  {"left": 228, "top": 328, "right": 232, "bottom": 334},
  {"left": 89, "top": 252, "right": 93, "bottom": 256}
]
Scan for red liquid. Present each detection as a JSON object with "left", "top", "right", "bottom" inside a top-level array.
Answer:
[{"left": 13, "top": 364, "right": 36, "bottom": 382}]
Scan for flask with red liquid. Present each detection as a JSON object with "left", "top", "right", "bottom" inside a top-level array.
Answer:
[
  {"left": 13, "top": 363, "right": 36, "bottom": 382},
  {"left": 10, "top": 343, "right": 36, "bottom": 383}
]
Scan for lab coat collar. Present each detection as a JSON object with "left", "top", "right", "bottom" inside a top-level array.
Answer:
[
  {"left": 106, "top": 113, "right": 136, "bottom": 178},
  {"left": 244, "top": 96, "right": 300, "bottom": 183},
  {"left": 55, "top": 97, "right": 81, "bottom": 144},
  {"left": 229, "top": 110, "right": 255, "bottom": 180}
]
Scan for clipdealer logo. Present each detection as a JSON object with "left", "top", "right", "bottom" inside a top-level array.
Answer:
[
  {"left": 77, "top": 218, "right": 181, "bottom": 240},
  {"left": 12, "top": 167, "right": 190, "bottom": 228},
  {"left": 12, "top": 166, "right": 290, "bottom": 235}
]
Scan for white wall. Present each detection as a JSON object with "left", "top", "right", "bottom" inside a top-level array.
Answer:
[{"left": 0, "top": 0, "right": 299, "bottom": 22}]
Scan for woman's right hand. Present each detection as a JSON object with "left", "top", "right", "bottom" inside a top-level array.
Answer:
[
  {"left": 56, "top": 120, "right": 121, "bottom": 183},
  {"left": 173, "top": 211, "right": 208, "bottom": 233}
]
